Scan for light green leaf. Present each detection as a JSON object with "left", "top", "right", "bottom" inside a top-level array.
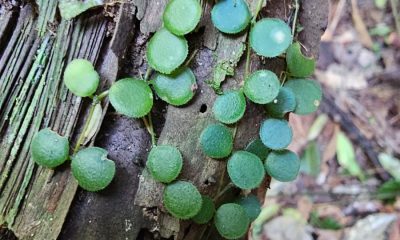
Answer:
[
  {"left": 336, "top": 131, "right": 365, "bottom": 181},
  {"left": 378, "top": 153, "right": 400, "bottom": 180},
  {"left": 83, "top": 103, "right": 102, "bottom": 145},
  {"left": 307, "top": 114, "right": 329, "bottom": 141},
  {"left": 374, "top": 0, "right": 387, "bottom": 9},
  {"left": 300, "top": 141, "right": 321, "bottom": 177},
  {"left": 59, "top": 0, "right": 104, "bottom": 20}
]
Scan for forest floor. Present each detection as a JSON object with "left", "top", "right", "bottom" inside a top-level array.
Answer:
[{"left": 260, "top": 0, "right": 400, "bottom": 239}]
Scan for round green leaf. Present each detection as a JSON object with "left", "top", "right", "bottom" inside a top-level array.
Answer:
[
  {"left": 235, "top": 194, "right": 261, "bottom": 222},
  {"left": 286, "top": 42, "right": 316, "bottom": 78},
  {"left": 109, "top": 78, "right": 153, "bottom": 118},
  {"left": 31, "top": 128, "right": 69, "bottom": 168},
  {"left": 163, "top": 181, "right": 202, "bottom": 219},
  {"left": 192, "top": 196, "right": 215, "bottom": 224},
  {"left": 227, "top": 151, "right": 265, "bottom": 190},
  {"left": 244, "top": 70, "right": 281, "bottom": 104},
  {"left": 64, "top": 59, "right": 99, "bottom": 97},
  {"left": 146, "top": 145, "right": 183, "bottom": 183},
  {"left": 214, "top": 203, "right": 250, "bottom": 239},
  {"left": 259, "top": 119, "right": 293, "bottom": 150},
  {"left": 71, "top": 147, "right": 116, "bottom": 192},
  {"left": 245, "top": 139, "right": 270, "bottom": 161},
  {"left": 264, "top": 87, "right": 296, "bottom": 118},
  {"left": 163, "top": 0, "right": 202, "bottom": 36},
  {"left": 265, "top": 150, "right": 300, "bottom": 182},
  {"left": 250, "top": 18, "right": 293, "bottom": 58},
  {"left": 284, "top": 79, "right": 322, "bottom": 115},
  {"left": 213, "top": 90, "right": 246, "bottom": 124},
  {"left": 200, "top": 124, "right": 233, "bottom": 159},
  {"left": 146, "top": 28, "right": 188, "bottom": 74},
  {"left": 211, "top": 0, "right": 251, "bottom": 34},
  {"left": 152, "top": 67, "right": 197, "bottom": 106}
]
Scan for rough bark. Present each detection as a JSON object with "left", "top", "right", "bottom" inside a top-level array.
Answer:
[{"left": 0, "top": 0, "right": 328, "bottom": 239}]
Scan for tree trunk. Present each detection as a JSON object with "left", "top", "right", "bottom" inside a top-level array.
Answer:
[{"left": 0, "top": 0, "right": 328, "bottom": 239}]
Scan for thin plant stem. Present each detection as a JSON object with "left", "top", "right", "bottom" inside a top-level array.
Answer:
[
  {"left": 245, "top": 0, "right": 265, "bottom": 80},
  {"left": 142, "top": 115, "right": 156, "bottom": 146},
  {"left": 213, "top": 183, "right": 234, "bottom": 201},
  {"left": 252, "top": 0, "right": 265, "bottom": 24},
  {"left": 390, "top": 0, "right": 400, "bottom": 35},
  {"left": 292, "top": 0, "right": 300, "bottom": 37},
  {"left": 184, "top": 49, "right": 199, "bottom": 68},
  {"left": 97, "top": 90, "right": 109, "bottom": 101},
  {"left": 73, "top": 101, "right": 97, "bottom": 154},
  {"left": 144, "top": 66, "right": 152, "bottom": 82}
]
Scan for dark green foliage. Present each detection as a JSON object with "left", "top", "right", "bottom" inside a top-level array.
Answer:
[
  {"left": 227, "top": 151, "right": 265, "bottom": 190},
  {"left": 235, "top": 194, "right": 262, "bottom": 222},
  {"left": 310, "top": 211, "right": 343, "bottom": 230},
  {"left": 152, "top": 67, "right": 197, "bottom": 106},
  {"left": 284, "top": 79, "right": 322, "bottom": 115},
  {"left": 265, "top": 87, "right": 296, "bottom": 118},
  {"left": 265, "top": 150, "right": 300, "bottom": 182},
  {"left": 286, "top": 42, "right": 316, "bottom": 78},
  {"left": 31, "top": 128, "right": 69, "bottom": 168},
  {"left": 213, "top": 90, "right": 246, "bottom": 124},
  {"left": 163, "top": 0, "right": 202, "bottom": 36},
  {"left": 163, "top": 181, "right": 202, "bottom": 219},
  {"left": 244, "top": 70, "right": 280, "bottom": 104},
  {"left": 71, "top": 147, "right": 116, "bottom": 192},
  {"left": 250, "top": 18, "right": 293, "bottom": 58},
  {"left": 192, "top": 196, "right": 215, "bottom": 224},
  {"left": 214, "top": 203, "right": 250, "bottom": 239},
  {"left": 245, "top": 139, "right": 270, "bottom": 161},
  {"left": 211, "top": 0, "right": 251, "bottom": 34},
  {"left": 146, "top": 28, "right": 188, "bottom": 74},
  {"left": 200, "top": 123, "right": 233, "bottom": 159},
  {"left": 146, "top": 145, "right": 183, "bottom": 183},
  {"left": 109, "top": 78, "right": 153, "bottom": 118},
  {"left": 259, "top": 119, "right": 293, "bottom": 150}
]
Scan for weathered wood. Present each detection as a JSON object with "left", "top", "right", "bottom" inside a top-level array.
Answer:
[{"left": 0, "top": 2, "right": 126, "bottom": 239}]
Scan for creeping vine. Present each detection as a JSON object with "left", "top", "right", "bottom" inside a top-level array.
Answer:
[{"left": 30, "top": 0, "right": 321, "bottom": 238}]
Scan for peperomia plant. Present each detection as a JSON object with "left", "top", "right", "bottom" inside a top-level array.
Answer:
[{"left": 30, "top": 0, "right": 322, "bottom": 238}]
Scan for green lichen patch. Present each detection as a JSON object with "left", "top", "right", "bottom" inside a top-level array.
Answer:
[
  {"left": 250, "top": 18, "right": 293, "bottom": 58},
  {"left": 244, "top": 70, "right": 281, "bottom": 104},
  {"left": 286, "top": 42, "right": 316, "bottom": 78},
  {"left": 235, "top": 194, "right": 262, "bottom": 222},
  {"left": 200, "top": 124, "right": 233, "bottom": 159},
  {"left": 259, "top": 119, "right": 293, "bottom": 150},
  {"left": 151, "top": 67, "right": 197, "bottom": 106},
  {"left": 227, "top": 151, "right": 265, "bottom": 190},
  {"left": 64, "top": 59, "right": 99, "bottom": 97},
  {"left": 214, "top": 203, "right": 250, "bottom": 239},
  {"left": 146, "top": 145, "right": 183, "bottom": 183},
  {"left": 192, "top": 195, "right": 215, "bottom": 224},
  {"left": 213, "top": 90, "right": 246, "bottom": 124},
  {"left": 31, "top": 128, "right": 69, "bottom": 168},
  {"left": 284, "top": 79, "right": 322, "bottom": 115},
  {"left": 71, "top": 147, "right": 116, "bottom": 192},
  {"left": 211, "top": 0, "right": 251, "bottom": 34},
  {"left": 265, "top": 150, "right": 300, "bottom": 182},
  {"left": 146, "top": 28, "right": 188, "bottom": 74},
  {"left": 264, "top": 87, "right": 296, "bottom": 118},
  {"left": 109, "top": 78, "right": 153, "bottom": 118},
  {"left": 163, "top": 0, "right": 202, "bottom": 36},
  {"left": 245, "top": 139, "right": 270, "bottom": 161},
  {"left": 163, "top": 181, "right": 202, "bottom": 219}
]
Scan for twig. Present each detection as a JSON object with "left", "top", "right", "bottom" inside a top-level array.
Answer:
[
  {"left": 73, "top": 101, "right": 97, "bottom": 154},
  {"left": 292, "top": 0, "right": 300, "bottom": 37},
  {"left": 390, "top": 0, "right": 400, "bottom": 36}
]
